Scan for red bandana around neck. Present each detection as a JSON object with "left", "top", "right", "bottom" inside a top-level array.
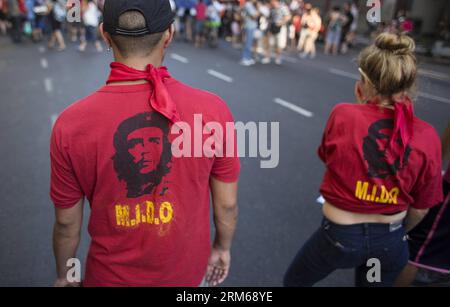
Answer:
[
  {"left": 106, "top": 62, "right": 180, "bottom": 123},
  {"left": 369, "top": 96, "right": 414, "bottom": 165}
]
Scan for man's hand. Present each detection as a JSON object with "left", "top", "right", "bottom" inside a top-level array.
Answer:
[
  {"left": 208, "top": 178, "right": 238, "bottom": 286},
  {"left": 54, "top": 278, "right": 81, "bottom": 287},
  {"left": 206, "top": 247, "right": 231, "bottom": 286}
]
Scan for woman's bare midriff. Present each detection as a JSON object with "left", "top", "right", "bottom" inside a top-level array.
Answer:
[{"left": 323, "top": 201, "right": 406, "bottom": 225}]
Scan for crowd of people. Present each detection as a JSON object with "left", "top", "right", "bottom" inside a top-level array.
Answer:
[
  {"left": 1, "top": 0, "right": 431, "bottom": 65},
  {"left": 0, "top": 0, "right": 104, "bottom": 52},
  {"left": 0, "top": 0, "right": 361, "bottom": 62},
  {"left": 172, "top": 0, "right": 360, "bottom": 65}
]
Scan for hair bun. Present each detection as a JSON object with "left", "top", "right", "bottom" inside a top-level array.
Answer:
[{"left": 375, "top": 33, "right": 415, "bottom": 55}]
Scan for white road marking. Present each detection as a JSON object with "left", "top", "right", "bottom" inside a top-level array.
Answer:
[
  {"left": 40, "top": 58, "right": 48, "bottom": 69},
  {"left": 170, "top": 53, "right": 189, "bottom": 64},
  {"left": 44, "top": 78, "right": 53, "bottom": 93},
  {"left": 330, "top": 68, "right": 450, "bottom": 104},
  {"left": 38, "top": 46, "right": 46, "bottom": 53},
  {"left": 418, "top": 92, "right": 450, "bottom": 105},
  {"left": 329, "top": 68, "right": 359, "bottom": 80},
  {"left": 51, "top": 114, "right": 58, "bottom": 127},
  {"left": 207, "top": 69, "right": 233, "bottom": 83},
  {"left": 273, "top": 97, "right": 314, "bottom": 118},
  {"left": 418, "top": 69, "right": 450, "bottom": 82}
]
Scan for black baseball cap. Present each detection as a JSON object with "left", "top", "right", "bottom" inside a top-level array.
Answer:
[{"left": 103, "top": 0, "right": 175, "bottom": 36}]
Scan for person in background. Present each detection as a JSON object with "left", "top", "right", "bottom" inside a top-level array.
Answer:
[
  {"left": 263, "top": 0, "right": 290, "bottom": 65},
  {"left": 297, "top": 2, "right": 311, "bottom": 54},
  {"left": 24, "top": 0, "right": 35, "bottom": 40},
  {"left": 288, "top": 0, "right": 302, "bottom": 50},
  {"left": 395, "top": 122, "right": 450, "bottom": 287},
  {"left": 205, "top": 0, "right": 223, "bottom": 47},
  {"left": 345, "top": 1, "right": 359, "bottom": 50},
  {"left": 78, "top": 0, "right": 102, "bottom": 52},
  {"left": 324, "top": 6, "right": 346, "bottom": 55},
  {"left": 7, "top": 0, "right": 25, "bottom": 43},
  {"left": 240, "top": 0, "right": 259, "bottom": 66},
  {"left": 194, "top": 0, "right": 207, "bottom": 47},
  {"left": 398, "top": 11, "right": 413, "bottom": 35},
  {"left": 96, "top": 0, "right": 103, "bottom": 10},
  {"left": 284, "top": 33, "right": 443, "bottom": 287},
  {"left": 340, "top": 2, "right": 354, "bottom": 54},
  {"left": 32, "top": 0, "right": 48, "bottom": 42},
  {"left": 175, "top": 0, "right": 194, "bottom": 42},
  {"left": 47, "top": 0, "right": 66, "bottom": 51},
  {"left": 230, "top": 4, "right": 241, "bottom": 48},
  {"left": 256, "top": 0, "right": 269, "bottom": 58},
  {"left": 220, "top": 1, "right": 233, "bottom": 42},
  {"left": 173, "top": 1, "right": 184, "bottom": 39},
  {"left": 289, "top": 8, "right": 301, "bottom": 51},
  {"left": 289, "top": 0, "right": 301, "bottom": 12},
  {"left": 299, "top": 6, "right": 320, "bottom": 59},
  {"left": 185, "top": 0, "right": 196, "bottom": 42},
  {"left": 0, "top": 0, "right": 9, "bottom": 35}
]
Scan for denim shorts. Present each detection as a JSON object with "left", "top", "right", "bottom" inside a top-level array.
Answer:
[
  {"left": 326, "top": 28, "right": 342, "bottom": 45},
  {"left": 85, "top": 26, "right": 98, "bottom": 42}
]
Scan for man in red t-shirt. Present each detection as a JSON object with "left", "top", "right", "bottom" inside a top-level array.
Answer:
[{"left": 51, "top": 0, "right": 240, "bottom": 287}]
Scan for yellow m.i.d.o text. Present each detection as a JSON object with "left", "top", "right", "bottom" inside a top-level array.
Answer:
[
  {"left": 115, "top": 201, "right": 173, "bottom": 227},
  {"left": 355, "top": 181, "right": 399, "bottom": 204}
]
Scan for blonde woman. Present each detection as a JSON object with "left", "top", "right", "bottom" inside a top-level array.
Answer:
[{"left": 284, "top": 33, "right": 443, "bottom": 287}]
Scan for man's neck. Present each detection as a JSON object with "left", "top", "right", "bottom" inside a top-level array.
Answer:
[
  {"left": 108, "top": 54, "right": 164, "bottom": 86},
  {"left": 119, "top": 57, "right": 163, "bottom": 71}
]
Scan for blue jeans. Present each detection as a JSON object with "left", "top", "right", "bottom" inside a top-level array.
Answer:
[
  {"left": 284, "top": 217, "right": 409, "bottom": 287},
  {"left": 242, "top": 27, "right": 255, "bottom": 61}
]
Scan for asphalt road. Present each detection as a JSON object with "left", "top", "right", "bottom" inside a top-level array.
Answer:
[{"left": 0, "top": 35, "right": 449, "bottom": 286}]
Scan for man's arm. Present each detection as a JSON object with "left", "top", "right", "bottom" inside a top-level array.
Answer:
[
  {"left": 405, "top": 207, "right": 429, "bottom": 232},
  {"left": 53, "top": 198, "right": 84, "bottom": 287},
  {"left": 206, "top": 178, "right": 238, "bottom": 286}
]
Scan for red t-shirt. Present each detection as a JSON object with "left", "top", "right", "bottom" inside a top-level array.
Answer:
[
  {"left": 195, "top": 3, "right": 207, "bottom": 21},
  {"left": 319, "top": 103, "right": 443, "bottom": 214},
  {"left": 50, "top": 79, "right": 240, "bottom": 286}
]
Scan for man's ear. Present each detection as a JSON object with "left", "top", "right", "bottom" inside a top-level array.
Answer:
[
  {"left": 99, "top": 23, "right": 112, "bottom": 48},
  {"left": 163, "top": 24, "right": 175, "bottom": 49}
]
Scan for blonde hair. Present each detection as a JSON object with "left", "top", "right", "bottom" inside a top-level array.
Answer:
[{"left": 358, "top": 33, "right": 417, "bottom": 101}]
